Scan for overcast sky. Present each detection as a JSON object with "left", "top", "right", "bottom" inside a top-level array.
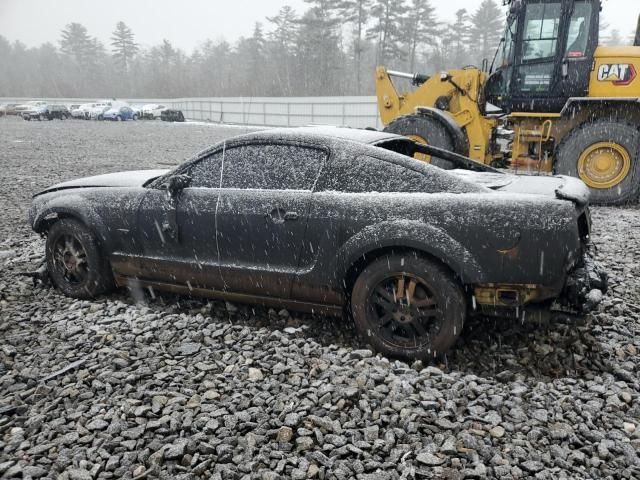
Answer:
[{"left": 0, "top": 0, "right": 636, "bottom": 52}]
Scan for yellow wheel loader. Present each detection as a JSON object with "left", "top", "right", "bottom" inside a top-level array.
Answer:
[{"left": 376, "top": 0, "right": 640, "bottom": 205}]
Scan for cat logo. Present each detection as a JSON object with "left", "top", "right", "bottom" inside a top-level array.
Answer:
[{"left": 597, "top": 63, "right": 637, "bottom": 86}]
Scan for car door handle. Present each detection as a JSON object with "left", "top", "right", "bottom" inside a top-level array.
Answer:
[{"left": 265, "top": 208, "right": 298, "bottom": 224}]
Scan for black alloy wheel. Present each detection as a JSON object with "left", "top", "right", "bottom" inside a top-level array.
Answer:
[
  {"left": 351, "top": 254, "right": 466, "bottom": 360},
  {"left": 46, "top": 219, "right": 114, "bottom": 299}
]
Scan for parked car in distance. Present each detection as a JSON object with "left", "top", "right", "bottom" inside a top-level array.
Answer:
[
  {"left": 89, "top": 103, "right": 111, "bottom": 120},
  {"left": 74, "top": 103, "right": 96, "bottom": 119},
  {"left": 160, "top": 109, "right": 185, "bottom": 122},
  {"left": 1, "top": 103, "right": 21, "bottom": 116},
  {"left": 142, "top": 104, "right": 167, "bottom": 119},
  {"left": 47, "top": 105, "right": 71, "bottom": 120},
  {"left": 103, "top": 106, "right": 138, "bottom": 121},
  {"left": 29, "top": 127, "right": 607, "bottom": 360},
  {"left": 130, "top": 104, "right": 144, "bottom": 117},
  {"left": 15, "top": 101, "right": 47, "bottom": 116},
  {"left": 22, "top": 102, "right": 50, "bottom": 121},
  {"left": 67, "top": 104, "right": 81, "bottom": 116}
]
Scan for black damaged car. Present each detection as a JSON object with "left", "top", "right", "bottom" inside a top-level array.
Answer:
[{"left": 29, "top": 128, "right": 606, "bottom": 359}]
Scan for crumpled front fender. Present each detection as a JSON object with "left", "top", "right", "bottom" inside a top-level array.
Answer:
[{"left": 30, "top": 194, "right": 109, "bottom": 243}]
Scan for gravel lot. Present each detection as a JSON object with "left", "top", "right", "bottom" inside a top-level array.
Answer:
[{"left": 1, "top": 116, "right": 639, "bottom": 479}]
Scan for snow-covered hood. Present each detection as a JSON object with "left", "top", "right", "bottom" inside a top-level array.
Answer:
[
  {"left": 34, "top": 170, "right": 169, "bottom": 197},
  {"left": 450, "top": 170, "right": 590, "bottom": 206}
]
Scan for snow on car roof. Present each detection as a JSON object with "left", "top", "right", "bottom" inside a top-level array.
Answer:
[{"left": 237, "top": 126, "right": 402, "bottom": 145}]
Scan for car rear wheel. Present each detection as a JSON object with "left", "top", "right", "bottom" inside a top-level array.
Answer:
[
  {"left": 133, "top": 114, "right": 138, "bottom": 121},
  {"left": 116, "top": 116, "right": 122, "bottom": 122},
  {"left": 351, "top": 253, "right": 466, "bottom": 361},
  {"left": 46, "top": 219, "right": 114, "bottom": 299}
]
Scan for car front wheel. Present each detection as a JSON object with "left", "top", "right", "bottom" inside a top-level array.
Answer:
[
  {"left": 351, "top": 253, "right": 466, "bottom": 361},
  {"left": 46, "top": 218, "right": 114, "bottom": 299}
]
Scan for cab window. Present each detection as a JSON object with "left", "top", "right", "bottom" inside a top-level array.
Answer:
[
  {"left": 522, "top": 2, "right": 562, "bottom": 61},
  {"left": 565, "top": 1, "right": 592, "bottom": 58}
]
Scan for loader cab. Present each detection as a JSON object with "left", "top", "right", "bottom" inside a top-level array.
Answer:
[{"left": 486, "top": 0, "right": 600, "bottom": 113}]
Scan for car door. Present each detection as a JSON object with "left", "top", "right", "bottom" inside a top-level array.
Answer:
[
  {"left": 134, "top": 151, "right": 225, "bottom": 290},
  {"left": 215, "top": 142, "right": 328, "bottom": 299}
]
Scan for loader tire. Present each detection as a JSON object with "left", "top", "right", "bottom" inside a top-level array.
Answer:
[
  {"left": 384, "top": 114, "right": 456, "bottom": 169},
  {"left": 555, "top": 120, "right": 640, "bottom": 205}
]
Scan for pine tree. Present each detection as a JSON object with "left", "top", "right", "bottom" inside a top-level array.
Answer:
[
  {"left": 267, "top": 7, "right": 299, "bottom": 95},
  {"left": 236, "top": 23, "right": 266, "bottom": 95},
  {"left": 367, "top": 0, "right": 407, "bottom": 68},
  {"left": 402, "top": 0, "right": 439, "bottom": 72},
  {"left": 469, "top": 0, "right": 504, "bottom": 66},
  {"left": 341, "top": 0, "right": 372, "bottom": 93},
  {"left": 110, "top": 21, "right": 138, "bottom": 70},
  {"left": 449, "top": 9, "right": 472, "bottom": 68},
  {"left": 297, "top": 1, "right": 344, "bottom": 94},
  {"left": 59, "top": 23, "right": 94, "bottom": 66}
]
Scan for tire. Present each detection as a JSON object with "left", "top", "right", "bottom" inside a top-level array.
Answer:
[
  {"left": 116, "top": 116, "right": 122, "bottom": 122},
  {"left": 98, "top": 114, "right": 104, "bottom": 121},
  {"left": 133, "top": 114, "right": 138, "bottom": 121},
  {"left": 39, "top": 114, "right": 45, "bottom": 121},
  {"left": 46, "top": 218, "right": 114, "bottom": 299},
  {"left": 350, "top": 253, "right": 466, "bottom": 361},
  {"left": 177, "top": 112, "right": 185, "bottom": 122},
  {"left": 384, "top": 114, "right": 456, "bottom": 169},
  {"left": 555, "top": 120, "right": 640, "bottom": 205}
]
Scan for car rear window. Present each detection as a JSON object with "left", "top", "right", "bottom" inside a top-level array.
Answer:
[{"left": 318, "top": 155, "right": 431, "bottom": 193}]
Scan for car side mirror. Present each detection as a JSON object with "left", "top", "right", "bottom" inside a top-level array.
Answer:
[{"left": 167, "top": 174, "right": 191, "bottom": 196}]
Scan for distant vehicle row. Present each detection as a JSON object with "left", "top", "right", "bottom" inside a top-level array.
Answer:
[{"left": 0, "top": 100, "right": 185, "bottom": 122}]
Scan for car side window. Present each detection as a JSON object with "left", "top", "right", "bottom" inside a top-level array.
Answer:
[
  {"left": 222, "top": 144, "right": 327, "bottom": 191},
  {"left": 319, "top": 155, "right": 429, "bottom": 193},
  {"left": 188, "top": 151, "right": 224, "bottom": 188}
]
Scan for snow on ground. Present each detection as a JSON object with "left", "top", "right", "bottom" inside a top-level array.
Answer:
[{"left": 0, "top": 116, "right": 638, "bottom": 479}]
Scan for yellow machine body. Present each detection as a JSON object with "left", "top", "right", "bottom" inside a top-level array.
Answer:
[
  {"left": 375, "top": 67, "right": 498, "bottom": 164},
  {"left": 508, "top": 46, "right": 640, "bottom": 176},
  {"left": 375, "top": 44, "right": 640, "bottom": 203}
]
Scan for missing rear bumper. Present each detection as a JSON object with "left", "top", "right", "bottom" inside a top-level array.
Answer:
[{"left": 561, "top": 252, "right": 608, "bottom": 313}]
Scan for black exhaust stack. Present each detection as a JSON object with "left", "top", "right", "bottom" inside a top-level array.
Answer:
[{"left": 635, "top": 15, "right": 640, "bottom": 46}]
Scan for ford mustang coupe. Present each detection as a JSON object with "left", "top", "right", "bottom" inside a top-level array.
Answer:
[{"left": 29, "top": 128, "right": 606, "bottom": 359}]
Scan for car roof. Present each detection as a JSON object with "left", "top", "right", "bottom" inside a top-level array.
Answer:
[{"left": 235, "top": 126, "right": 403, "bottom": 146}]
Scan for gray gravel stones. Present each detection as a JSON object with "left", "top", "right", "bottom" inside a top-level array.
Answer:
[{"left": 1, "top": 118, "right": 639, "bottom": 478}]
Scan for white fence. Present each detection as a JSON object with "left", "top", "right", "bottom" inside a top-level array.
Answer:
[{"left": 0, "top": 96, "right": 383, "bottom": 129}]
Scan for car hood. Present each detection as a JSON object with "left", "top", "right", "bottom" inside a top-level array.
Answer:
[
  {"left": 34, "top": 170, "right": 170, "bottom": 197},
  {"left": 450, "top": 170, "right": 590, "bottom": 206}
]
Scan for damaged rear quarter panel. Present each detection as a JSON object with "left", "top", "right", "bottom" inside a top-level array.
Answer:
[{"left": 302, "top": 190, "right": 582, "bottom": 298}]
